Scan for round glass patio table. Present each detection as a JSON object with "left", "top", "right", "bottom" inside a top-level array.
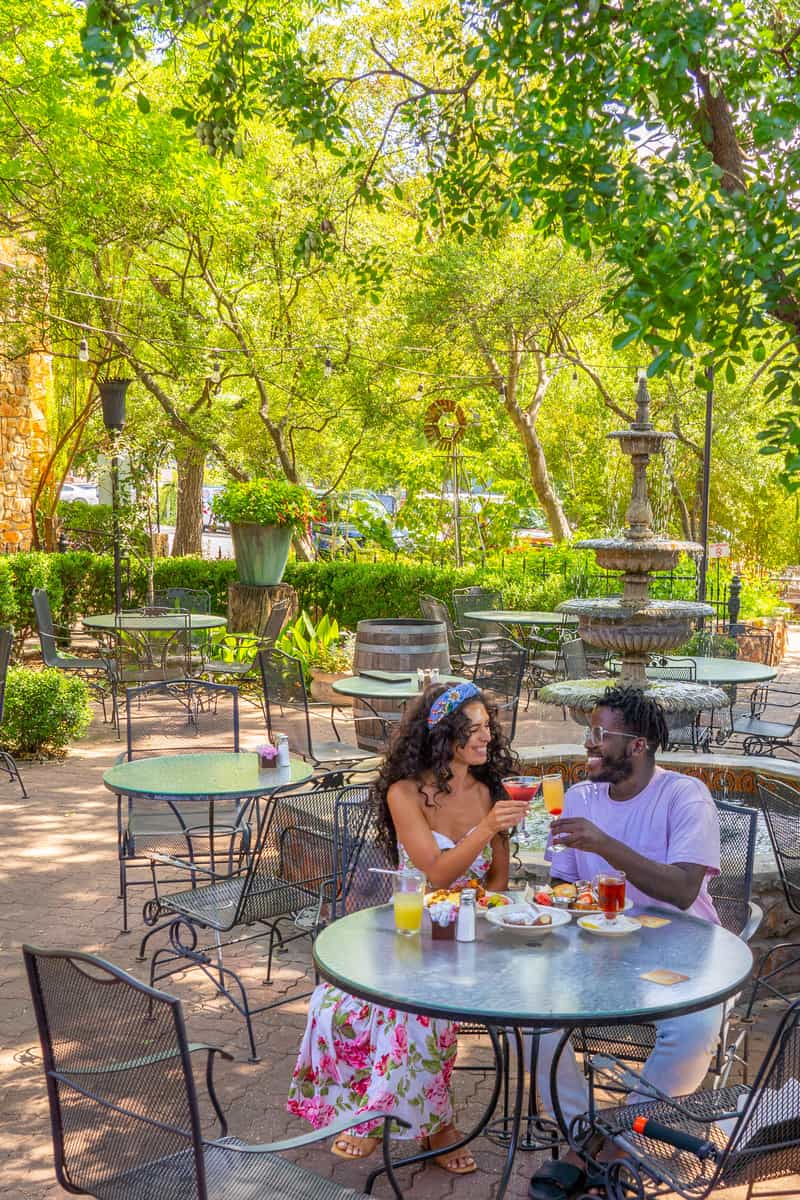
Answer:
[
  {"left": 641, "top": 656, "right": 777, "bottom": 686},
  {"left": 103, "top": 749, "right": 312, "bottom": 800},
  {"left": 465, "top": 609, "right": 578, "bottom": 628},
  {"left": 313, "top": 904, "right": 752, "bottom": 1199},
  {"left": 331, "top": 670, "right": 467, "bottom": 700},
  {"left": 85, "top": 612, "right": 227, "bottom": 633}
]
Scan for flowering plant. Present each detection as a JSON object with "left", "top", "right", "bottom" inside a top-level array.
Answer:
[{"left": 212, "top": 478, "right": 316, "bottom": 534}]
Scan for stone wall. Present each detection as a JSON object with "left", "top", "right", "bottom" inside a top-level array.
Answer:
[{"left": 0, "top": 240, "right": 51, "bottom": 550}]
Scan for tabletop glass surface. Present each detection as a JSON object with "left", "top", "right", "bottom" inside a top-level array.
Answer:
[
  {"left": 313, "top": 904, "right": 752, "bottom": 1027},
  {"left": 643, "top": 656, "right": 777, "bottom": 684},
  {"left": 464, "top": 610, "right": 578, "bottom": 626},
  {"left": 104, "top": 751, "right": 312, "bottom": 798},
  {"left": 332, "top": 672, "right": 467, "bottom": 698},
  {"left": 84, "top": 613, "right": 226, "bottom": 632}
]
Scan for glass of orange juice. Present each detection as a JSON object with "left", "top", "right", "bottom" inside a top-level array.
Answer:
[
  {"left": 392, "top": 870, "right": 425, "bottom": 935},
  {"left": 541, "top": 773, "right": 567, "bottom": 857}
]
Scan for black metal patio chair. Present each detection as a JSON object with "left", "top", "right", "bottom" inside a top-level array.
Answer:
[
  {"left": 200, "top": 599, "right": 290, "bottom": 702},
  {"left": 729, "top": 685, "right": 800, "bottom": 758},
  {"left": 746, "top": 776, "right": 800, "bottom": 1015},
  {"left": 116, "top": 679, "right": 243, "bottom": 932},
  {"left": 23, "top": 944, "right": 406, "bottom": 1200},
  {"left": 452, "top": 585, "right": 503, "bottom": 636},
  {"left": 32, "top": 587, "right": 118, "bottom": 725},
  {"left": 568, "top": 798, "right": 762, "bottom": 1100},
  {"left": 472, "top": 636, "right": 526, "bottom": 742},
  {"left": 258, "top": 647, "right": 380, "bottom": 772},
  {"left": 141, "top": 781, "right": 374, "bottom": 1061},
  {"left": 565, "top": 997, "right": 800, "bottom": 1200},
  {"left": 153, "top": 586, "right": 212, "bottom": 613},
  {"left": 648, "top": 656, "right": 712, "bottom": 752},
  {"left": 0, "top": 626, "right": 26, "bottom": 797},
  {"left": 419, "top": 592, "right": 497, "bottom": 677}
]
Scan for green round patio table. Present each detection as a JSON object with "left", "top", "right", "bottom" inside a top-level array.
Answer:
[
  {"left": 642, "top": 656, "right": 777, "bottom": 686},
  {"left": 85, "top": 612, "right": 227, "bottom": 634},
  {"left": 103, "top": 750, "right": 311, "bottom": 800},
  {"left": 464, "top": 609, "right": 578, "bottom": 628},
  {"left": 331, "top": 670, "right": 468, "bottom": 701}
]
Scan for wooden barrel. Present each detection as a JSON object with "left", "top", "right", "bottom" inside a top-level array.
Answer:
[{"left": 352, "top": 619, "right": 451, "bottom": 751}]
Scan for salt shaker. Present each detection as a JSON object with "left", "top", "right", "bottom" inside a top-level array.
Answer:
[
  {"left": 276, "top": 732, "right": 290, "bottom": 767},
  {"left": 456, "top": 888, "right": 476, "bottom": 941}
]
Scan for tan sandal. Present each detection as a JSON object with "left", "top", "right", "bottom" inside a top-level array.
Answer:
[
  {"left": 331, "top": 1133, "right": 379, "bottom": 1160},
  {"left": 422, "top": 1131, "right": 478, "bottom": 1175}
]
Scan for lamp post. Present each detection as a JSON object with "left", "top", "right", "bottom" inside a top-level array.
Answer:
[
  {"left": 98, "top": 378, "right": 132, "bottom": 614},
  {"left": 696, "top": 365, "right": 714, "bottom": 624}
]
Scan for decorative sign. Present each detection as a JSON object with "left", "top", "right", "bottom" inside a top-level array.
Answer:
[{"left": 708, "top": 542, "right": 730, "bottom": 559}]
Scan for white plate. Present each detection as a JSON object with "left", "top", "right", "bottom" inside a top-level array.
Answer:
[
  {"left": 577, "top": 914, "right": 642, "bottom": 937},
  {"left": 486, "top": 902, "right": 571, "bottom": 937},
  {"left": 567, "top": 898, "right": 635, "bottom": 916},
  {"left": 476, "top": 891, "right": 514, "bottom": 917}
]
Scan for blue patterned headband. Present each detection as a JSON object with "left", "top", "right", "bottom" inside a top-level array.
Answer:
[{"left": 427, "top": 682, "right": 481, "bottom": 728}]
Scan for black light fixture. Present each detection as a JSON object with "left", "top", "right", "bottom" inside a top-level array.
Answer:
[{"left": 98, "top": 378, "right": 132, "bottom": 613}]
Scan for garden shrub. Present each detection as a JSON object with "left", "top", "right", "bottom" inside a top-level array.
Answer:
[
  {"left": 0, "top": 558, "right": 17, "bottom": 627},
  {"left": 2, "top": 667, "right": 92, "bottom": 759},
  {"left": 5, "top": 553, "right": 65, "bottom": 645},
  {"left": 58, "top": 500, "right": 150, "bottom": 555}
]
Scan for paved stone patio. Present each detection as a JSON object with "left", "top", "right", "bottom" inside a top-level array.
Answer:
[{"left": 2, "top": 647, "right": 800, "bottom": 1200}]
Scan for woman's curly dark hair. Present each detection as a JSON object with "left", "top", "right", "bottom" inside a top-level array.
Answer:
[{"left": 372, "top": 684, "right": 519, "bottom": 867}]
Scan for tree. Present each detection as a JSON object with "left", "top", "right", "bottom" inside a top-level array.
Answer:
[{"left": 80, "top": 0, "right": 800, "bottom": 478}]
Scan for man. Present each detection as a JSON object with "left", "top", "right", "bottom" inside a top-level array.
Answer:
[{"left": 529, "top": 686, "right": 721, "bottom": 1200}]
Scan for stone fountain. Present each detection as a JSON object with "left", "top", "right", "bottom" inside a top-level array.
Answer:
[{"left": 539, "top": 376, "right": 727, "bottom": 726}]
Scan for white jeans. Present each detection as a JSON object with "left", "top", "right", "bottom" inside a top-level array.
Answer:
[{"left": 535, "top": 1004, "right": 724, "bottom": 1126}]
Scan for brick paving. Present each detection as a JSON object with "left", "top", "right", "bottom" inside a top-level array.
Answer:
[{"left": 2, "top": 645, "right": 800, "bottom": 1200}]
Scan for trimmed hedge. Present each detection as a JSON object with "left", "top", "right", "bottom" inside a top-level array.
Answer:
[
  {"left": 0, "top": 548, "right": 781, "bottom": 646},
  {"left": 3, "top": 667, "right": 92, "bottom": 758}
]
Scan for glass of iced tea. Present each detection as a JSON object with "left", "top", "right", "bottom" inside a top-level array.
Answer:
[
  {"left": 392, "top": 870, "right": 425, "bottom": 935},
  {"left": 503, "top": 776, "right": 540, "bottom": 847},
  {"left": 595, "top": 871, "right": 626, "bottom": 925}
]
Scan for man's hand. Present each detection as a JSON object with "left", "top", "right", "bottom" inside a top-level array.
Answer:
[{"left": 550, "top": 816, "right": 611, "bottom": 856}]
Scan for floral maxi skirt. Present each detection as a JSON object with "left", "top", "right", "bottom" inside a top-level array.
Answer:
[{"left": 287, "top": 983, "right": 458, "bottom": 1139}]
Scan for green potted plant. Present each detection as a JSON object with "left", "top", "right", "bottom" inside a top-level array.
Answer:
[
  {"left": 212, "top": 479, "right": 316, "bottom": 586},
  {"left": 275, "top": 612, "right": 355, "bottom": 703}
]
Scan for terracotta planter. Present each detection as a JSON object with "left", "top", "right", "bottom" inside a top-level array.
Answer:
[
  {"left": 230, "top": 522, "right": 292, "bottom": 586},
  {"left": 310, "top": 669, "right": 352, "bottom": 706}
]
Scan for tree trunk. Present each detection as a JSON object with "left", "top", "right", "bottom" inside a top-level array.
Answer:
[
  {"left": 511, "top": 411, "right": 572, "bottom": 542},
  {"left": 172, "top": 443, "right": 204, "bottom": 557}
]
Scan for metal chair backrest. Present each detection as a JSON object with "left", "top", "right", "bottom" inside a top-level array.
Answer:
[
  {"left": 331, "top": 788, "right": 393, "bottom": 917},
  {"left": 0, "top": 626, "right": 12, "bottom": 725},
  {"left": 23, "top": 945, "right": 207, "bottom": 1199},
  {"left": 262, "top": 598, "right": 291, "bottom": 645},
  {"left": 649, "top": 655, "right": 697, "bottom": 680},
  {"left": 561, "top": 637, "right": 588, "bottom": 679},
  {"left": 32, "top": 588, "right": 60, "bottom": 666},
  {"left": 124, "top": 679, "right": 240, "bottom": 760},
  {"left": 419, "top": 594, "right": 460, "bottom": 655},
  {"left": 721, "top": 998, "right": 800, "bottom": 1186},
  {"left": 257, "top": 647, "right": 313, "bottom": 758},
  {"left": 757, "top": 776, "right": 800, "bottom": 916},
  {"left": 452, "top": 587, "right": 502, "bottom": 633},
  {"left": 234, "top": 780, "right": 362, "bottom": 926},
  {"left": 709, "top": 798, "right": 758, "bottom": 936},
  {"left": 153, "top": 588, "right": 211, "bottom": 614},
  {"left": 472, "top": 637, "right": 526, "bottom": 740}
]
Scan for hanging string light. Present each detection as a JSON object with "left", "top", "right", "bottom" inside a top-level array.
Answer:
[
  {"left": 78, "top": 336, "right": 89, "bottom": 362},
  {"left": 207, "top": 356, "right": 222, "bottom": 387},
  {"left": 324, "top": 352, "right": 333, "bottom": 378}
]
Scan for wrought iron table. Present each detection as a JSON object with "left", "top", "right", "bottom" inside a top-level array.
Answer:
[
  {"left": 103, "top": 749, "right": 311, "bottom": 801},
  {"left": 641, "top": 657, "right": 777, "bottom": 687},
  {"left": 465, "top": 609, "right": 579, "bottom": 629},
  {"left": 330, "top": 670, "right": 467, "bottom": 700},
  {"left": 85, "top": 612, "right": 227, "bottom": 633},
  {"left": 313, "top": 904, "right": 753, "bottom": 1199}
]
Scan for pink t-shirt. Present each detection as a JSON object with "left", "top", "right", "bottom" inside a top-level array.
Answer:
[{"left": 545, "top": 767, "right": 721, "bottom": 924}]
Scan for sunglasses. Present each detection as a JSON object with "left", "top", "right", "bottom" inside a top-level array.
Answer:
[{"left": 584, "top": 726, "right": 642, "bottom": 745}]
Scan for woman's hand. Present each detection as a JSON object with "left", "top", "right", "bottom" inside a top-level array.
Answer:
[{"left": 481, "top": 798, "right": 530, "bottom": 837}]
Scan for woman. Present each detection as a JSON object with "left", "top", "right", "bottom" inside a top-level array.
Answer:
[{"left": 287, "top": 681, "right": 528, "bottom": 1174}]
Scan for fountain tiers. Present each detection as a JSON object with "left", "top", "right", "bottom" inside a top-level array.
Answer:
[{"left": 539, "top": 374, "right": 727, "bottom": 723}]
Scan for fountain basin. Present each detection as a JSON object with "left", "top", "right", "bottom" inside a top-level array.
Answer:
[
  {"left": 538, "top": 677, "right": 728, "bottom": 730},
  {"left": 576, "top": 538, "right": 703, "bottom": 574},
  {"left": 608, "top": 429, "right": 675, "bottom": 456},
  {"left": 558, "top": 598, "right": 714, "bottom": 664}
]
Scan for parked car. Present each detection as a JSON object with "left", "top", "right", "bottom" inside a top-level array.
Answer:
[{"left": 60, "top": 480, "right": 99, "bottom": 504}]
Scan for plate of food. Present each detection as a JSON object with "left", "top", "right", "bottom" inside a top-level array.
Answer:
[
  {"left": 476, "top": 892, "right": 513, "bottom": 915},
  {"left": 424, "top": 878, "right": 493, "bottom": 910},
  {"left": 486, "top": 902, "right": 571, "bottom": 937},
  {"left": 526, "top": 882, "right": 633, "bottom": 915},
  {"left": 577, "top": 914, "right": 642, "bottom": 937}
]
